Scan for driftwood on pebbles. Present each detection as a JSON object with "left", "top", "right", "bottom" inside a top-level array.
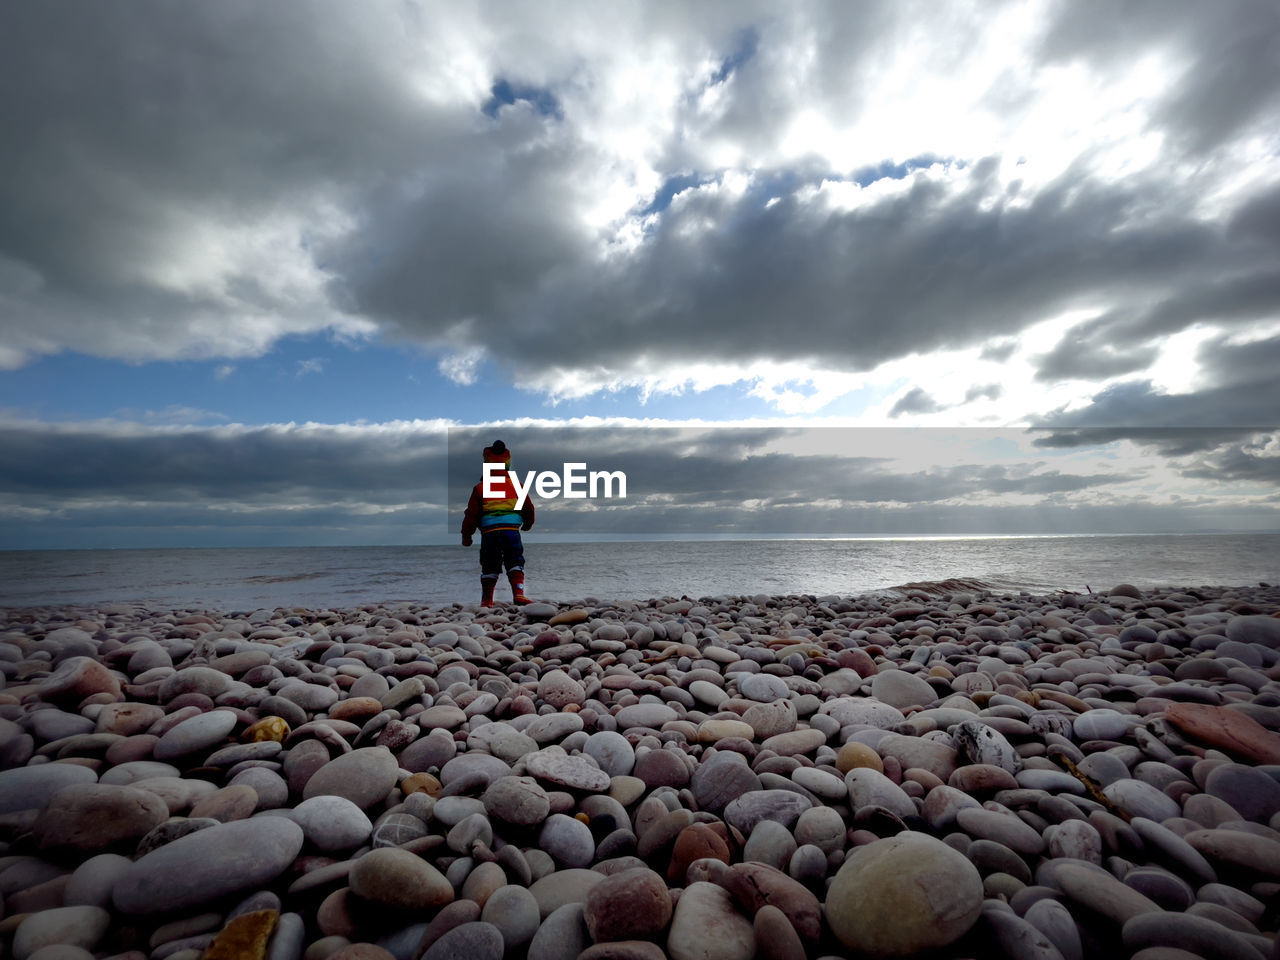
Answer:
[{"left": 0, "top": 581, "right": 1278, "bottom": 960}]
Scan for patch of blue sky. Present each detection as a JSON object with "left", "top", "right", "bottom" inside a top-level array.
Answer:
[
  {"left": 482, "top": 79, "right": 562, "bottom": 120},
  {"left": 0, "top": 333, "right": 807, "bottom": 428},
  {"left": 851, "top": 154, "right": 952, "bottom": 186}
]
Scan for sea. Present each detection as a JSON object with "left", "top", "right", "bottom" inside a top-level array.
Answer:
[{"left": 1, "top": 534, "right": 1277, "bottom": 612}]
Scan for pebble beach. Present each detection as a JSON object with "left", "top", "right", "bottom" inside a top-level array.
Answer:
[{"left": 1, "top": 582, "right": 1279, "bottom": 960}]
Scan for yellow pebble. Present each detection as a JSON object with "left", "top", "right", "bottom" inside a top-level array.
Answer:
[
  {"left": 835, "top": 741, "right": 884, "bottom": 774},
  {"left": 242, "top": 716, "right": 289, "bottom": 743},
  {"left": 401, "top": 772, "right": 442, "bottom": 797}
]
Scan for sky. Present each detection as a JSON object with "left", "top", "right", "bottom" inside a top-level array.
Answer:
[{"left": 1, "top": 0, "right": 1278, "bottom": 548}]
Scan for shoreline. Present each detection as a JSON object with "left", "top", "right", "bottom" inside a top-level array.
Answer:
[
  {"left": 2, "top": 573, "right": 1276, "bottom": 618},
  {"left": 1, "top": 582, "right": 1278, "bottom": 959}
]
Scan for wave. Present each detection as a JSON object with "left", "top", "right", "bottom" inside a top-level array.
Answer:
[
  {"left": 871, "top": 576, "right": 1003, "bottom": 600},
  {"left": 242, "top": 572, "right": 329, "bottom": 584}
]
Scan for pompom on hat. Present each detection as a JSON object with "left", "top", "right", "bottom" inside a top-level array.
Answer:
[{"left": 483, "top": 440, "right": 511, "bottom": 465}]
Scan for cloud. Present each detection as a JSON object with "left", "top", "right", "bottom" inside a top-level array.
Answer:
[
  {"left": 964, "top": 383, "right": 1002, "bottom": 403},
  {"left": 890, "top": 387, "right": 942, "bottom": 418},
  {"left": 0, "top": 1, "right": 1276, "bottom": 418},
  {"left": 438, "top": 349, "right": 484, "bottom": 386},
  {"left": 1, "top": 417, "right": 1274, "bottom": 547},
  {"left": 296, "top": 358, "right": 326, "bottom": 377},
  {"left": 1036, "top": 330, "right": 1280, "bottom": 431}
]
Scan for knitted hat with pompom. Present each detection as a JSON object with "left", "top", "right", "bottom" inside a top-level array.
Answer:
[{"left": 483, "top": 440, "right": 510, "bottom": 464}]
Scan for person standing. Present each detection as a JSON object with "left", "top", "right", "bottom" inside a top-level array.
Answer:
[{"left": 460, "top": 440, "right": 535, "bottom": 606}]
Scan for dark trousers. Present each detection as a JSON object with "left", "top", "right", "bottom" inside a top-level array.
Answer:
[{"left": 480, "top": 530, "right": 525, "bottom": 578}]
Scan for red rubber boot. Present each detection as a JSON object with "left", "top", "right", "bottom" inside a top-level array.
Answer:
[
  {"left": 480, "top": 576, "right": 497, "bottom": 608},
  {"left": 508, "top": 571, "right": 531, "bottom": 605}
]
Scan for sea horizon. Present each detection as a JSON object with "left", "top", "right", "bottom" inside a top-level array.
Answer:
[{"left": 5, "top": 533, "right": 1278, "bottom": 611}]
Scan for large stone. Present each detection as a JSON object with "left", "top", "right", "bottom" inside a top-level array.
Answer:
[
  {"left": 1224, "top": 614, "right": 1280, "bottom": 649},
  {"left": 633, "top": 748, "right": 691, "bottom": 788},
  {"left": 528, "top": 869, "right": 604, "bottom": 918},
  {"left": 112, "top": 818, "right": 304, "bottom": 914},
  {"left": 524, "top": 747, "right": 611, "bottom": 792},
  {"left": 1183, "top": 829, "right": 1280, "bottom": 878},
  {"left": 742, "top": 700, "right": 797, "bottom": 738},
  {"left": 13, "top": 906, "right": 110, "bottom": 960},
  {"left": 615, "top": 703, "right": 678, "bottom": 730},
  {"left": 1122, "top": 910, "right": 1264, "bottom": 960},
  {"left": 583, "top": 867, "right": 673, "bottom": 942},
  {"left": 158, "top": 667, "right": 233, "bottom": 701},
  {"left": 876, "top": 732, "right": 956, "bottom": 780},
  {"left": 527, "top": 903, "right": 589, "bottom": 960},
  {"left": 302, "top": 747, "right": 400, "bottom": 809},
  {"left": 669, "top": 822, "right": 731, "bottom": 883},
  {"left": 951, "top": 721, "right": 1021, "bottom": 773},
  {"left": 871, "top": 671, "right": 937, "bottom": 710},
  {"left": 738, "top": 673, "right": 789, "bottom": 703},
  {"left": 400, "top": 728, "right": 458, "bottom": 773},
  {"left": 1164, "top": 703, "right": 1280, "bottom": 765},
  {"left": 1052, "top": 861, "right": 1162, "bottom": 925},
  {"left": 467, "top": 723, "right": 538, "bottom": 764},
  {"left": 524, "top": 712, "right": 585, "bottom": 745},
  {"left": 759, "top": 729, "right": 826, "bottom": 757},
  {"left": 350, "top": 847, "right": 454, "bottom": 910},
  {"left": 1205, "top": 765, "right": 1280, "bottom": 825},
  {"left": 722, "top": 862, "right": 822, "bottom": 943},
  {"left": 980, "top": 903, "right": 1066, "bottom": 960},
  {"left": 420, "top": 922, "right": 504, "bottom": 960},
  {"left": 584, "top": 731, "right": 636, "bottom": 777},
  {"left": 845, "top": 767, "right": 916, "bottom": 819},
  {"left": 538, "top": 670, "right": 586, "bottom": 708},
  {"left": 482, "top": 776, "right": 551, "bottom": 826},
  {"left": 153, "top": 710, "right": 238, "bottom": 761},
  {"left": 33, "top": 783, "right": 168, "bottom": 854},
  {"left": 0, "top": 764, "right": 97, "bottom": 815},
  {"left": 825, "top": 833, "right": 982, "bottom": 956},
  {"left": 724, "top": 790, "right": 812, "bottom": 834},
  {"left": 289, "top": 795, "right": 373, "bottom": 852},
  {"left": 666, "top": 882, "right": 754, "bottom": 960},
  {"left": 1102, "top": 779, "right": 1180, "bottom": 822},
  {"left": 690, "top": 751, "right": 761, "bottom": 814},
  {"left": 37, "top": 657, "right": 121, "bottom": 706},
  {"left": 64, "top": 853, "right": 133, "bottom": 908},
  {"left": 818, "top": 698, "right": 905, "bottom": 729},
  {"left": 1073, "top": 708, "right": 1132, "bottom": 742},
  {"left": 956, "top": 808, "right": 1045, "bottom": 856},
  {"left": 480, "top": 885, "right": 540, "bottom": 950},
  {"left": 540, "top": 814, "right": 595, "bottom": 868}
]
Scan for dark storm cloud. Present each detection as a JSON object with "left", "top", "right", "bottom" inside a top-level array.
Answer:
[
  {"left": 1181, "top": 439, "right": 1280, "bottom": 485},
  {"left": 1029, "top": 428, "right": 1264, "bottom": 458},
  {"left": 0, "top": 422, "right": 449, "bottom": 504},
  {"left": 1, "top": 0, "right": 1277, "bottom": 407},
  {"left": 454, "top": 161, "right": 1265, "bottom": 383},
  {"left": 1030, "top": 326, "right": 1280, "bottom": 488},
  {"left": 1034, "top": 321, "right": 1160, "bottom": 382},
  {"left": 0, "top": 421, "right": 1177, "bottom": 547},
  {"left": 1037, "top": 332, "right": 1280, "bottom": 434}
]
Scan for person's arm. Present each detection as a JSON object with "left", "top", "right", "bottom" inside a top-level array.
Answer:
[
  {"left": 461, "top": 485, "right": 481, "bottom": 544},
  {"left": 520, "top": 495, "right": 535, "bottom": 531}
]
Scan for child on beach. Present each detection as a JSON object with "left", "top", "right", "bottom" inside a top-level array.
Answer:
[{"left": 461, "top": 440, "right": 535, "bottom": 607}]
